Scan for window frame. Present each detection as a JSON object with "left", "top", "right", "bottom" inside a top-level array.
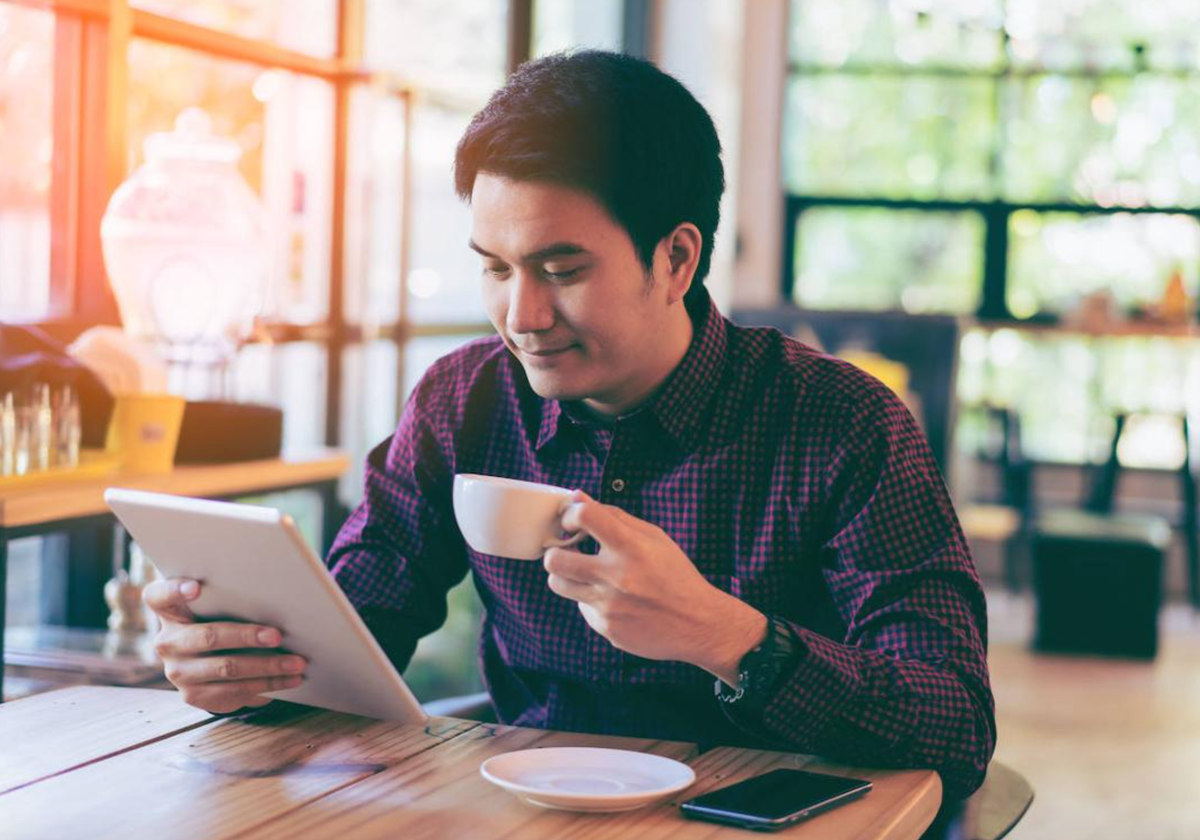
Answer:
[
  {"left": 782, "top": 37, "right": 1200, "bottom": 321},
  {"left": 7, "top": 0, "right": 537, "bottom": 450},
  {"left": 10, "top": 0, "right": 655, "bottom": 459}
]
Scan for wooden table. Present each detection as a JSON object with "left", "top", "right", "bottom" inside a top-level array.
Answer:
[
  {"left": 0, "top": 450, "right": 349, "bottom": 701},
  {"left": 0, "top": 686, "right": 942, "bottom": 840}
]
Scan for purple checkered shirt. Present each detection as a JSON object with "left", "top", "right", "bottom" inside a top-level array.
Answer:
[{"left": 328, "top": 291, "right": 996, "bottom": 799}]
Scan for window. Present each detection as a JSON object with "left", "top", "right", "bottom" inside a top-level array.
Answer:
[
  {"left": 533, "top": 0, "right": 623, "bottom": 56},
  {"left": 0, "top": 4, "right": 55, "bottom": 321},
  {"left": 130, "top": 0, "right": 339, "bottom": 56},
  {"left": 6, "top": 0, "right": 646, "bottom": 701},
  {"left": 126, "top": 41, "right": 336, "bottom": 324},
  {"left": 784, "top": 0, "right": 1200, "bottom": 468}
]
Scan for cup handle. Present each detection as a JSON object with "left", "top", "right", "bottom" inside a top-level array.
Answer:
[
  {"left": 545, "top": 529, "right": 585, "bottom": 550},
  {"left": 545, "top": 495, "right": 585, "bottom": 550}
]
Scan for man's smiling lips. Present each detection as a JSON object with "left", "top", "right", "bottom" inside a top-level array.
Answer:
[
  {"left": 513, "top": 343, "right": 579, "bottom": 365},
  {"left": 515, "top": 343, "right": 576, "bottom": 357}
]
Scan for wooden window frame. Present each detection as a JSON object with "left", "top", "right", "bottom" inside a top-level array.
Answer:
[{"left": 7, "top": 0, "right": 545, "bottom": 447}]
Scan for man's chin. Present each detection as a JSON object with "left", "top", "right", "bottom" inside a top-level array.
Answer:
[{"left": 521, "top": 369, "right": 592, "bottom": 403}]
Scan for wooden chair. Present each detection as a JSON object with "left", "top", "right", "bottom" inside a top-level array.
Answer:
[{"left": 920, "top": 761, "right": 1034, "bottom": 840}]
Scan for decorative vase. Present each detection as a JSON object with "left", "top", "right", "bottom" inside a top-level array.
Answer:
[{"left": 100, "top": 107, "right": 267, "bottom": 387}]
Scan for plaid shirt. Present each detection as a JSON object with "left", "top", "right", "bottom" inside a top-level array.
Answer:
[{"left": 328, "top": 291, "right": 996, "bottom": 799}]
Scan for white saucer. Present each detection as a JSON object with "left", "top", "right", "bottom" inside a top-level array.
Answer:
[{"left": 480, "top": 747, "right": 696, "bottom": 812}]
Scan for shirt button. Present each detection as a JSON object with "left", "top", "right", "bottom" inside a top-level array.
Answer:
[{"left": 610, "top": 478, "right": 626, "bottom": 493}]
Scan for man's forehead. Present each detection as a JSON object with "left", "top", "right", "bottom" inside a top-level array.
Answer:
[{"left": 469, "top": 175, "right": 617, "bottom": 258}]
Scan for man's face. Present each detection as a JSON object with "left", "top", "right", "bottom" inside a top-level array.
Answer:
[{"left": 470, "top": 173, "right": 687, "bottom": 415}]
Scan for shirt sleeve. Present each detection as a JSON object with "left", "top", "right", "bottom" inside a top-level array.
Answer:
[
  {"left": 325, "top": 370, "right": 470, "bottom": 673},
  {"left": 741, "top": 385, "right": 996, "bottom": 801}
]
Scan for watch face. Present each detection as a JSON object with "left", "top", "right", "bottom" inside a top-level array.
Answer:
[{"left": 745, "top": 618, "right": 799, "bottom": 696}]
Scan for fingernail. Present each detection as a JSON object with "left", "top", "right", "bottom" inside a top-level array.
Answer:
[
  {"left": 258, "top": 629, "right": 280, "bottom": 646},
  {"left": 283, "top": 657, "right": 303, "bottom": 672},
  {"left": 180, "top": 581, "right": 199, "bottom": 599}
]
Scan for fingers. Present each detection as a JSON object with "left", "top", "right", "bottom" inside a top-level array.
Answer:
[
  {"left": 165, "top": 652, "right": 307, "bottom": 687},
  {"left": 560, "top": 498, "right": 635, "bottom": 551},
  {"left": 182, "top": 676, "right": 303, "bottom": 715},
  {"left": 543, "top": 547, "right": 607, "bottom": 584},
  {"left": 155, "top": 621, "right": 283, "bottom": 658},
  {"left": 546, "top": 571, "right": 597, "bottom": 603},
  {"left": 144, "top": 578, "right": 201, "bottom": 624}
]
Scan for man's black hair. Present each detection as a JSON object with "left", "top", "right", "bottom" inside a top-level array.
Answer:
[{"left": 454, "top": 49, "right": 724, "bottom": 304}]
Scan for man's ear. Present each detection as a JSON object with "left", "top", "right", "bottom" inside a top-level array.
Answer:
[{"left": 659, "top": 223, "right": 702, "bottom": 305}]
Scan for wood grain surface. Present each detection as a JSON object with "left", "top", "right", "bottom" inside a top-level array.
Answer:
[
  {"left": 0, "top": 449, "right": 348, "bottom": 528},
  {"left": 242, "top": 722, "right": 701, "bottom": 840},
  {"left": 0, "top": 687, "right": 942, "bottom": 840},
  {"left": 0, "top": 699, "right": 478, "bottom": 840},
  {"left": 0, "top": 685, "right": 210, "bottom": 794}
]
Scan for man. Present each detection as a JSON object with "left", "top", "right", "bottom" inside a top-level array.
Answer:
[{"left": 146, "top": 50, "right": 995, "bottom": 799}]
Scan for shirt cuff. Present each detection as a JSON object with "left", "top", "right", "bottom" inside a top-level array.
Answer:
[{"left": 757, "top": 623, "right": 864, "bottom": 744}]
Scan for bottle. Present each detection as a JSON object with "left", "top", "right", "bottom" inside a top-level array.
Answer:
[
  {"left": 54, "top": 385, "right": 81, "bottom": 468},
  {"left": 1161, "top": 265, "right": 1189, "bottom": 324},
  {"left": 0, "top": 392, "right": 14, "bottom": 476},
  {"left": 34, "top": 383, "right": 52, "bottom": 472}
]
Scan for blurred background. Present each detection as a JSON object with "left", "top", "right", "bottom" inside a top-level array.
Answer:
[{"left": 3, "top": 2, "right": 1199, "bottom": 837}]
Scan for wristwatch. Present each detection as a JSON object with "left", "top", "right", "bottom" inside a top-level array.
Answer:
[{"left": 715, "top": 614, "right": 804, "bottom": 710}]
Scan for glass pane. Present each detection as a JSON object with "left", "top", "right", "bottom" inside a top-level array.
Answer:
[
  {"left": 403, "top": 333, "right": 490, "bottom": 400},
  {"left": 783, "top": 76, "right": 996, "bottom": 200},
  {"left": 1097, "top": 337, "right": 1190, "bottom": 414},
  {"left": 1003, "top": 76, "right": 1200, "bottom": 206},
  {"left": 970, "top": 330, "right": 1101, "bottom": 463},
  {"left": 345, "top": 88, "right": 406, "bottom": 325},
  {"left": 406, "top": 105, "right": 488, "bottom": 324},
  {"left": 127, "top": 40, "right": 334, "bottom": 323},
  {"left": 1007, "top": 211, "right": 1200, "bottom": 319},
  {"left": 5, "top": 537, "right": 45, "bottom": 628},
  {"left": 793, "top": 207, "right": 984, "bottom": 313},
  {"left": 1005, "top": 0, "right": 1200, "bottom": 73},
  {"left": 339, "top": 340, "right": 400, "bottom": 504},
  {"left": 1097, "top": 339, "right": 1191, "bottom": 469},
  {"left": 957, "top": 328, "right": 1196, "bottom": 467},
  {"left": 232, "top": 341, "right": 327, "bottom": 452},
  {"left": 130, "top": 0, "right": 338, "bottom": 57},
  {"left": 0, "top": 4, "right": 54, "bottom": 321},
  {"left": 1115, "top": 412, "right": 1186, "bottom": 470},
  {"left": 790, "top": 0, "right": 1006, "bottom": 70},
  {"left": 364, "top": 0, "right": 508, "bottom": 101},
  {"left": 533, "top": 0, "right": 623, "bottom": 56}
]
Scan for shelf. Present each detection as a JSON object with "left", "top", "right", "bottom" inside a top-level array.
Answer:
[{"left": 975, "top": 319, "right": 1200, "bottom": 340}]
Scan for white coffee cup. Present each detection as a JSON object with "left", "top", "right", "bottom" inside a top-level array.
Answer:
[{"left": 452, "top": 473, "right": 584, "bottom": 560}]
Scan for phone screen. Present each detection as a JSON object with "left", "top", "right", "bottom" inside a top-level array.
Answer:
[{"left": 681, "top": 768, "right": 872, "bottom": 824}]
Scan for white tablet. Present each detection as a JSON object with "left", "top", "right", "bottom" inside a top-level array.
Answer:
[{"left": 105, "top": 487, "right": 428, "bottom": 724}]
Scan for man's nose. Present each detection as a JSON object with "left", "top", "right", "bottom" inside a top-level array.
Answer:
[{"left": 506, "top": 271, "right": 556, "bottom": 335}]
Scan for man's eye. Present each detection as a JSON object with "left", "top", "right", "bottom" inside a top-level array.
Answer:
[
  {"left": 482, "top": 265, "right": 509, "bottom": 278},
  {"left": 543, "top": 267, "right": 582, "bottom": 281}
]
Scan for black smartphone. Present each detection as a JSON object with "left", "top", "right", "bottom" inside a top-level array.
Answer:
[{"left": 679, "top": 768, "right": 873, "bottom": 831}]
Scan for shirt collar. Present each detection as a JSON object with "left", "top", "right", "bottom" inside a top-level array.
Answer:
[
  {"left": 643, "top": 290, "right": 728, "bottom": 451},
  {"left": 533, "top": 289, "right": 728, "bottom": 453}
]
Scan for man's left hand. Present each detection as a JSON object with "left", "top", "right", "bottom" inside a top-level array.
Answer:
[{"left": 544, "top": 491, "right": 767, "bottom": 685}]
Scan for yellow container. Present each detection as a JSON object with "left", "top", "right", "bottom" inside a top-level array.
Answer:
[{"left": 105, "top": 394, "right": 186, "bottom": 474}]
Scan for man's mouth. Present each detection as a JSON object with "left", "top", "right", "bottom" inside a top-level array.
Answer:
[{"left": 518, "top": 345, "right": 575, "bottom": 357}]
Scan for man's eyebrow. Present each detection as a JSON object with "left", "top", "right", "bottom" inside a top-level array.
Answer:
[{"left": 468, "top": 240, "right": 591, "bottom": 262}]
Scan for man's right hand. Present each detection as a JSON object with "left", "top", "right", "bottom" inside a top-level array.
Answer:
[{"left": 144, "top": 577, "right": 307, "bottom": 714}]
